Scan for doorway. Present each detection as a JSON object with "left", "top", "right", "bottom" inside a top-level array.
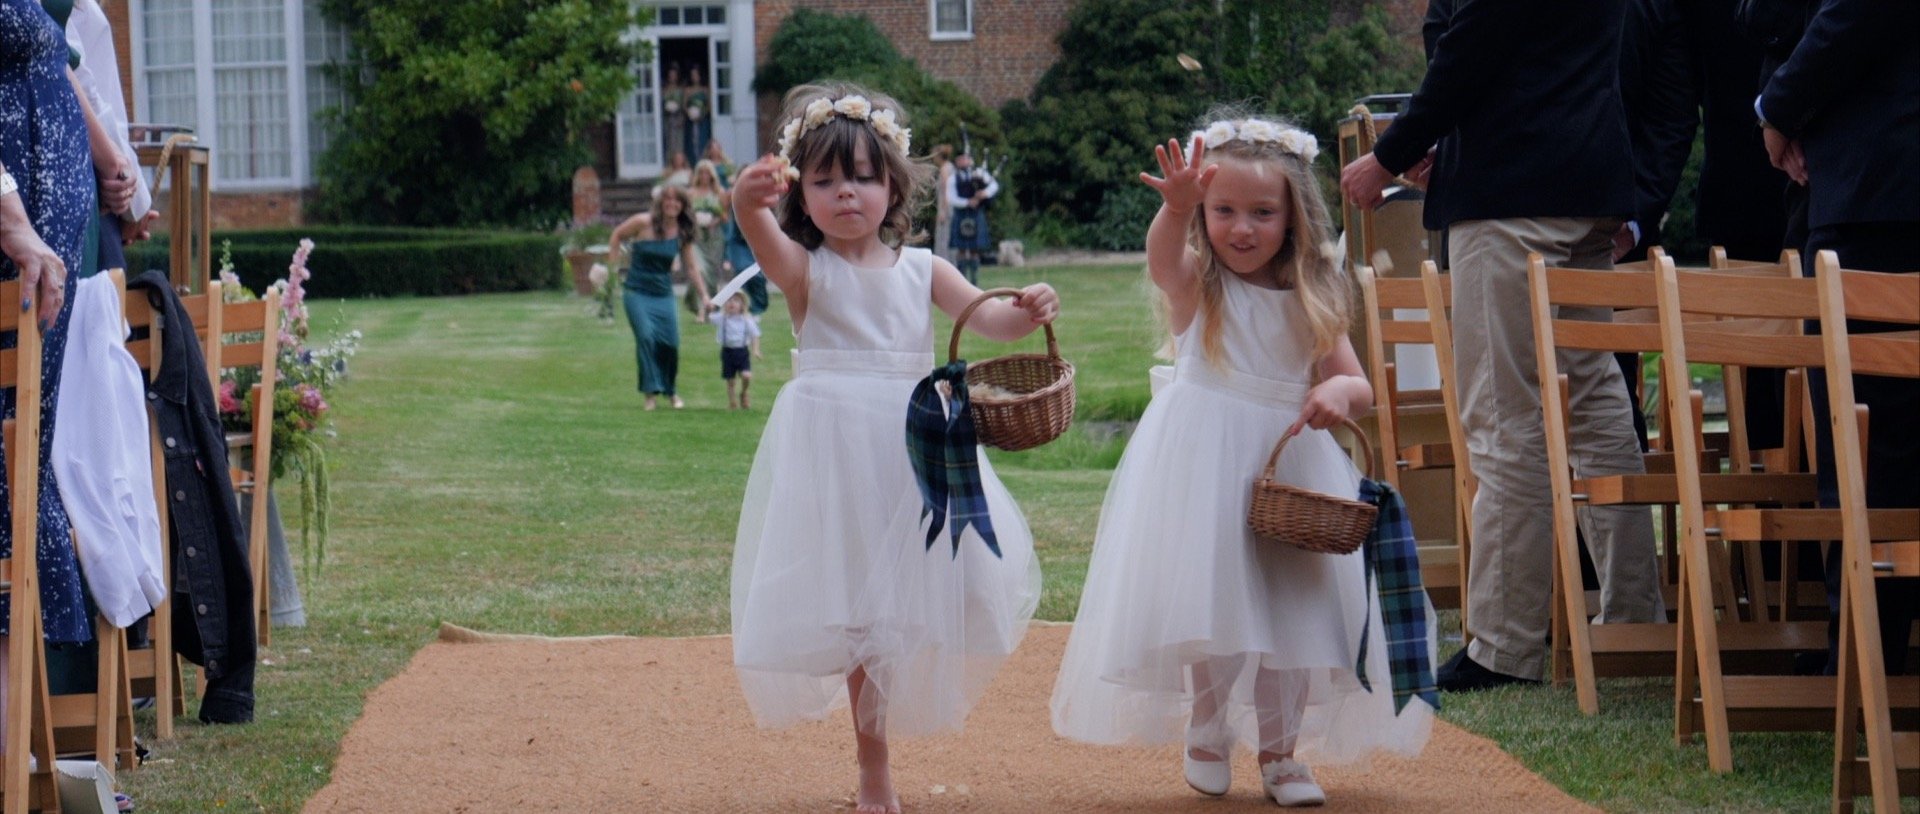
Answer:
[{"left": 658, "top": 37, "right": 711, "bottom": 168}]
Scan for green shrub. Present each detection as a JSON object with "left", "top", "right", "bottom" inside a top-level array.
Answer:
[
  {"left": 752, "top": 9, "right": 898, "bottom": 96},
  {"left": 310, "top": 0, "right": 650, "bottom": 230},
  {"left": 1087, "top": 185, "right": 1160, "bottom": 252},
  {"left": 126, "top": 227, "right": 564, "bottom": 298},
  {"left": 1004, "top": 2, "right": 1424, "bottom": 235},
  {"left": 755, "top": 8, "right": 1008, "bottom": 196}
]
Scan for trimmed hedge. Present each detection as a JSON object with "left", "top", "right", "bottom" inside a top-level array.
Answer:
[{"left": 126, "top": 226, "right": 564, "bottom": 298}]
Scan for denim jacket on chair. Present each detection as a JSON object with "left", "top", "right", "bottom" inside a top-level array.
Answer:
[{"left": 130, "top": 270, "right": 255, "bottom": 724}]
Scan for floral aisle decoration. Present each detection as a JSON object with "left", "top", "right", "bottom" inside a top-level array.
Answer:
[{"left": 216, "top": 239, "right": 362, "bottom": 578}]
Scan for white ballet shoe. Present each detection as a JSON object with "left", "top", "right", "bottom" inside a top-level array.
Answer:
[
  {"left": 1261, "top": 757, "right": 1325, "bottom": 807},
  {"left": 1183, "top": 726, "right": 1230, "bottom": 796}
]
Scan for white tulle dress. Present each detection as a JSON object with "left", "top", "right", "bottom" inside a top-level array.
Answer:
[
  {"left": 1051, "top": 272, "right": 1431, "bottom": 764},
  {"left": 731, "top": 246, "right": 1041, "bottom": 738}
]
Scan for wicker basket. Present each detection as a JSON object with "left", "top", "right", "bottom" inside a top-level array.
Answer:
[
  {"left": 949, "top": 287, "right": 1076, "bottom": 451},
  {"left": 1247, "top": 418, "right": 1378, "bottom": 554}
]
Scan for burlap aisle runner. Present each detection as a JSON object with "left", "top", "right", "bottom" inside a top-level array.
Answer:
[{"left": 304, "top": 624, "right": 1599, "bottom": 813}]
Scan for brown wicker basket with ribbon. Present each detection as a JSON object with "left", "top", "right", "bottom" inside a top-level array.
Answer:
[
  {"left": 1248, "top": 418, "right": 1378, "bottom": 554},
  {"left": 949, "top": 288, "right": 1076, "bottom": 451}
]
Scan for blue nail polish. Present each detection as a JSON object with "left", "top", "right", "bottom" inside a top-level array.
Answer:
[{"left": 21, "top": 296, "right": 29, "bottom": 312}]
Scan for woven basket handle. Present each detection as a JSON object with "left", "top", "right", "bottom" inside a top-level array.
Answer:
[
  {"left": 947, "top": 287, "right": 1061, "bottom": 365},
  {"left": 1260, "top": 417, "right": 1377, "bottom": 482}
]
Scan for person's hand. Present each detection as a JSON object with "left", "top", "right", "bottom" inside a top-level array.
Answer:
[
  {"left": 1287, "top": 379, "right": 1354, "bottom": 436},
  {"left": 1339, "top": 152, "right": 1394, "bottom": 211},
  {"left": 121, "top": 209, "right": 160, "bottom": 245},
  {"left": 96, "top": 154, "right": 136, "bottom": 215},
  {"left": 1611, "top": 223, "right": 1637, "bottom": 262},
  {"left": 1014, "top": 283, "right": 1058, "bottom": 324},
  {"left": 1, "top": 220, "right": 66, "bottom": 331},
  {"left": 1403, "top": 149, "right": 1436, "bottom": 190},
  {"left": 1762, "top": 126, "right": 1807, "bottom": 186},
  {"left": 753, "top": 348, "right": 764, "bottom": 360},
  {"left": 1139, "top": 137, "right": 1216, "bottom": 215},
  {"left": 733, "top": 155, "right": 789, "bottom": 214}
]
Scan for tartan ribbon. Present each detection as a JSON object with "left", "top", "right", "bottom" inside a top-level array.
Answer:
[
  {"left": 1354, "top": 478, "right": 1439, "bottom": 713},
  {"left": 905, "top": 361, "right": 1001, "bottom": 558}
]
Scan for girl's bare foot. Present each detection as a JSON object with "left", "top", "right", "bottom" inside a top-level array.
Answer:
[
  {"left": 644, "top": 395, "right": 658, "bottom": 411},
  {"left": 670, "top": 395, "right": 686, "bottom": 409},
  {"left": 855, "top": 763, "right": 899, "bottom": 814},
  {"left": 740, "top": 391, "right": 750, "bottom": 409}
]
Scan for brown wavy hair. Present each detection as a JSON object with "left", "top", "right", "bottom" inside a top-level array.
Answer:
[
  {"left": 650, "top": 185, "right": 696, "bottom": 249},
  {"left": 775, "top": 82, "right": 931, "bottom": 250}
]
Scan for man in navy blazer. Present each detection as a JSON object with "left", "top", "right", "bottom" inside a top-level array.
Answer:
[
  {"left": 1756, "top": 0, "right": 1919, "bottom": 673},
  {"left": 1343, "top": 0, "right": 1665, "bottom": 690}
]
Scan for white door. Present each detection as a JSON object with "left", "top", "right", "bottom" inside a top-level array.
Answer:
[
  {"left": 708, "top": 36, "right": 738, "bottom": 160},
  {"left": 616, "top": 39, "right": 662, "bottom": 180}
]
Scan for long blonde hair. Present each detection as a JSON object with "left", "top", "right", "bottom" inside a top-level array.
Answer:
[{"left": 1169, "top": 110, "right": 1352, "bottom": 369}]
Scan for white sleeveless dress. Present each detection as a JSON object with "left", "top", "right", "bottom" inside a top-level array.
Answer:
[
  {"left": 731, "top": 246, "right": 1041, "bottom": 738},
  {"left": 1051, "top": 273, "right": 1431, "bottom": 764}
]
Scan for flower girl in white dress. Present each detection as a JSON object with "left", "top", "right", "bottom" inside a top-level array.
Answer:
[
  {"left": 728, "top": 83, "right": 1060, "bottom": 814},
  {"left": 1051, "top": 112, "right": 1433, "bottom": 807}
]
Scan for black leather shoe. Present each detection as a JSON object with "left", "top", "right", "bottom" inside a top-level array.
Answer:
[{"left": 1436, "top": 649, "right": 1540, "bottom": 692}]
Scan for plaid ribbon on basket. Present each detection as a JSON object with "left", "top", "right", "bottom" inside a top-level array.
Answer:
[
  {"left": 905, "top": 361, "right": 1001, "bottom": 558},
  {"left": 1353, "top": 478, "right": 1439, "bottom": 713}
]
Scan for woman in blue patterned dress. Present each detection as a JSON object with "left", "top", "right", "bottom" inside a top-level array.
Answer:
[{"left": 0, "top": 0, "right": 96, "bottom": 646}]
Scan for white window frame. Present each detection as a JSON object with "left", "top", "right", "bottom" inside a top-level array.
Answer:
[
  {"left": 131, "top": 0, "right": 347, "bottom": 192},
  {"left": 929, "top": 0, "right": 973, "bottom": 41}
]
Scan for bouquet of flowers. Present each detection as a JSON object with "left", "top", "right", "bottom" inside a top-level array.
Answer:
[
  {"left": 217, "top": 238, "right": 361, "bottom": 578},
  {"left": 692, "top": 196, "right": 724, "bottom": 231},
  {"left": 589, "top": 262, "right": 618, "bottom": 322}
]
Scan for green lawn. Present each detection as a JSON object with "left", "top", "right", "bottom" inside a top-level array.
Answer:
[{"left": 113, "top": 264, "right": 1895, "bottom": 812}]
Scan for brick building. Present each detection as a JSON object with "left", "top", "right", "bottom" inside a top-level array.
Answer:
[{"left": 96, "top": 1, "right": 1424, "bottom": 227}]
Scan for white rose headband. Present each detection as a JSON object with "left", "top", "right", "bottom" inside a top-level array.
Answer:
[
  {"left": 1188, "top": 119, "right": 1319, "bottom": 163},
  {"left": 774, "top": 94, "right": 913, "bottom": 181}
]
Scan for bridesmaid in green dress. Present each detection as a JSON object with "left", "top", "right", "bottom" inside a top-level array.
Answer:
[
  {"left": 609, "top": 185, "right": 708, "bottom": 410},
  {"left": 686, "top": 160, "right": 728, "bottom": 312}
]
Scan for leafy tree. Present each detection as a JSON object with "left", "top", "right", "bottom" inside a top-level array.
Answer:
[
  {"left": 755, "top": 9, "right": 1004, "bottom": 163},
  {"left": 1003, "top": 1, "right": 1423, "bottom": 233},
  {"left": 1000, "top": 0, "right": 1214, "bottom": 227},
  {"left": 312, "top": 0, "right": 650, "bottom": 229}
]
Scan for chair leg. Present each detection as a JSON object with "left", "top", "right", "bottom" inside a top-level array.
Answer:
[{"left": 1831, "top": 589, "right": 1860, "bottom": 814}]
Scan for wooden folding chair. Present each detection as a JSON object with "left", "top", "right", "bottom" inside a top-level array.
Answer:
[
  {"left": 1360, "top": 263, "right": 1467, "bottom": 612},
  {"left": 47, "top": 276, "right": 144, "bottom": 773},
  {"left": 1654, "top": 252, "right": 1919, "bottom": 773},
  {"left": 118, "top": 277, "right": 186, "bottom": 741},
  {"left": 1809, "top": 252, "right": 1920, "bottom": 811},
  {"left": 1, "top": 284, "right": 60, "bottom": 813},
  {"left": 1417, "top": 261, "right": 1478, "bottom": 641},
  {"left": 1531, "top": 251, "right": 1821, "bottom": 718},
  {"left": 210, "top": 290, "right": 281, "bottom": 648}
]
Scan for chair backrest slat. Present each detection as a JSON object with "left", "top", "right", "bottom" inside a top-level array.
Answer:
[
  {"left": 1540, "top": 266, "right": 1659, "bottom": 309},
  {"left": 1839, "top": 269, "right": 1920, "bottom": 326},
  {"left": 1675, "top": 271, "right": 1818, "bottom": 319},
  {"left": 221, "top": 299, "right": 272, "bottom": 334},
  {"left": 1372, "top": 275, "right": 1429, "bottom": 310},
  {"left": 1547, "top": 320, "right": 1664, "bottom": 354}
]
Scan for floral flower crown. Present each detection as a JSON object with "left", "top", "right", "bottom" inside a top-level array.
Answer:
[
  {"left": 1188, "top": 119, "right": 1319, "bottom": 164},
  {"left": 774, "top": 94, "right": 912, "bottom": 181}
]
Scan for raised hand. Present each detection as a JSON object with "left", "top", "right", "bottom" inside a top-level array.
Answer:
[
  {"left": 1139, "top": 137, "right": 1216, "bottom": 215},
  {"left": 732, "top": 154, "right": 790, "bottom": 214}
]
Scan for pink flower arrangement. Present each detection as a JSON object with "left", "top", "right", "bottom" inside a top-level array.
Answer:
[{"left": 218, "top": 378, "right": 241, "bottom": 416}]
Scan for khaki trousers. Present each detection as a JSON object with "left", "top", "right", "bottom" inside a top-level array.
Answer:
[{"left": 1451, "top": 217, "right": 1664, "bottom": 681}]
